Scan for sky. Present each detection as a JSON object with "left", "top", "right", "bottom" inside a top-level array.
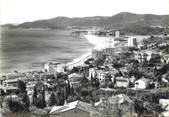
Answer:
[{"left": 1, "top": 0, "right": 169, "bottom": 24}]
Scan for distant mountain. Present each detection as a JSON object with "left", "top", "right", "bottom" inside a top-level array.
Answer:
[
  {"left": 4, "top": 12, "right": 169, "bottom": 29},
  {"left": 1, "top": 24, "right": 18, "bottom": 28}
]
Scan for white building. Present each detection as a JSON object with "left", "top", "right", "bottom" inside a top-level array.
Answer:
[
  {"left": 128, "top": 37, "right": 137, "bottom": 47},
  {"left": 159, "top": 99, "right": 169, "bottom": 117},
  {"left": 88, "top": 68, "right": 97, "bottom": 80},
  {"left": 53, "top": 63, "right": 66, "bottom": 73},
  {"left": 2, "top": 78, "right": 18, "bottom": 87},
  {"left": 115, "top": 77, "right": 130, "bottom": 88},
  {"left": 134, "top": 78, "right": 150, "bottom": 89},
  {"left": 96, "top": 70, "right": 109, "bottom": 83},
  {"left": 68, "top": 73, "right": 82, "bottom": 87},
  {"left": 115, "top": 31, "right": 120, "bottom": 38},
  {"left": 49, "top": 100, "right": 97, "bottom": 117},
  {"left": 44, "top": 62, "right": 54, "bottom": 72},
  {"left": 134, "top": 52, "right": 148, "bottom": 62},
  {"left": 44, "top": 62, "right": 66, "bottom": 73}
]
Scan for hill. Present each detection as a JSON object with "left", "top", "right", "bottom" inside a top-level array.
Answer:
[{"left": 4, "top": 12, "right": 169, "bottom": 29}]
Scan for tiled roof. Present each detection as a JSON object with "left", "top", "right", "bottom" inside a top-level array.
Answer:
[{"left": 50, "top": 100, "right": 97, "bottom": 114}]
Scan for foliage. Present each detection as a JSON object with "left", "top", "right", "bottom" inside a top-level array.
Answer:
[{"left": 18, "top": 80, "right": 26, "bottom": 93}]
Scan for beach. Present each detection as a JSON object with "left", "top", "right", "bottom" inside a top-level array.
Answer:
[{"left": 0, "top": 29, "right": 94, "bottom": 75}]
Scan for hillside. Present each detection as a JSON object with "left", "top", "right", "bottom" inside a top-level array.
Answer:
[{"left": 5, "top": 12, "right": 169, "bottom": 29}]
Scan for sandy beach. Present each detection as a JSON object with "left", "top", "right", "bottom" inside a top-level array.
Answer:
[{"left": 66, "top": 34, "right": 111, "bottom": 68}]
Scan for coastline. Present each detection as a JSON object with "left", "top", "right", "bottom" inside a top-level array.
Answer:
[
  {"left": 65, "top": 34, "right": 107, "bottom": 68},
  {"left": 0, "top": 33, "right": 95, "bottom": 76}
]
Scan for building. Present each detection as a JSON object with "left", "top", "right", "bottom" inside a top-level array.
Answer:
[
  {"left": 94, "top": 70, "right": 110, "bottom": 83},
  {"left": 134, "top": 52, "right": 148, "bottom": 62},
  {"left": 44, "top": 62, "right": 54, "bottom": 72},
  {"left": 163, "top": 54, "right": 169, "bottom": 63},
  {"left": 134, "top": 78, "right": 150, "bottom": 89},
  {"left": 41, "top": 72, "right": 55, "bottom": 82},
  {"left": 159, "top": 99, "right": 169, "bottom": 117},
  {"left": 88, "top": 68, "right": 97, "bottom": 80},
  {"left": 44, "top": 62, "right": 66, "bottom": 73},
  {"left": 49, "top": 100, "right": 97, "bottom": 117},
  {"left": 115, "top": 31, "right": 120, "bottom": 38},
  {"left": 5, "top": 73, "right": 26, "bottom": 80},
  {"left": 114, "top": 77, "right": 130, "bottom": 88},
  {"left": 92, "top": 49, "right": 104, "bottom": 60},
  {"left": 68, "top": 73, "right": 82, "bottom": 87},
  {"left": 53, "top": 63, "right": 66, "bottom": 73},
  {"left": 2, "top": 78, "right": 18, "bottom": 87},
  {"left": 88, "top": 69, "right": 110, "bottom": 83},
  {"left": 95, "top": 94, "right": 134, "bottom": 117},
  {"left": 128, "top": 37, "right": 137, "bottom": 47},
  {"left": 103, "top": 48, "right": 115, "bottom": 56}
]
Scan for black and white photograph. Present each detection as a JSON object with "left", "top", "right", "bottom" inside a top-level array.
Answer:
[{"left": 0, "top": 0, "right": 169, "bottom": 117}]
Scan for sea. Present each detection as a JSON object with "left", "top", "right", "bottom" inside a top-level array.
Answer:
[{"left": 0, "top": 28, "right": 94, "bottom": 75}]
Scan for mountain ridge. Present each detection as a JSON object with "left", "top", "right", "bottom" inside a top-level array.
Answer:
[{"left": 3, "top": 12, "right": 169, "bottom": 29}]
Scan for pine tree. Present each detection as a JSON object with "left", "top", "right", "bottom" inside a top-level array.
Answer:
[
  {"left": 41, "top": 87, "right": 46, "bottom": 108},
  {"left": 49, "top": 92, "right": 56, "bottom": 106},
  {"left": 18, "top": 80, "right": 26, "bottom": 93},
  {"left": 32, "top": 87, "right": 37, "bottom": 106}
]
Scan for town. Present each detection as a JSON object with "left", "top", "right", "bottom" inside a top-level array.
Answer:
[{"left": 0, "top": 30, "right": 169, "bottom": 117}]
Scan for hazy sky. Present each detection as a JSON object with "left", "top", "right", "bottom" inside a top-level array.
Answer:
[{"left": 1, "top": 0, "right": 169, "bottom": 24}]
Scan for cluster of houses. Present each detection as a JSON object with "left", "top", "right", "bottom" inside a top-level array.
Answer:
[{"left": 1, "top": 31, "right": 169, "bottom": 117}]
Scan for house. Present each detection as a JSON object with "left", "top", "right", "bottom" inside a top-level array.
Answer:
[
  {"left": 53, "top": 63, "right": 66, "bottom": 73},
  {"left": 114, "top": 77, "right": 130, "bottom": 88},
  {"left": 44, "top": 62, "right": 66, "bottom": 73},
  {"left": 159, "top": 99, "right": 169, "bottom": 117},
  {"left": 92, "top": 49, "right": 104, "bottom": 60},
  {"left": 88, "top": 69, "right": 109, "bottom": 83},
  {"left": 134, "top": 52, "right": 148, "bottom": 62},
  {"left": 102, "top": 48, "right": 115, "bottom": 56},
  {"left": 44, "top": 62, "right": 53, "bottom": 72},
  {"left": 163, "top": 54, "right": 169, "bottom": 63},
  {"left": 0, "top": 76, "right": 6, "bottom": 85},
  {"left": 0, "top": 84, "right": 18, "bottom": 93},
  {"left": 68, "top": 73, "right": 82, "bottom": 87},
  {"left": 96, "top": 70, "right": 109, "bottom": 83},
  {"left": 88, "top": 68, "right": 97, "bottom": 80},
  {"left": 5, "top": 73, "right": 26, "bottom": 80},
  {"left": 95, "top": 94, "right": 134, "bottom": 117},
  {"left": 49, "top": 100, "right": 97, "bottom": 117},
  {"left": 134, "top": 78, "right": 150, "bottom": 89},
  {"left": 41, "top": 72, "right": 55, "bottom": 82},
  {"left": 128, "top": 37, "right": 137, "bottom": 47},
  {"left": 2, "top": 78, "right": 18, "bottom": 87}
]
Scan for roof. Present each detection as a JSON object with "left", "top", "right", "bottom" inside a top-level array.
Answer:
[
  {"left": 95, "top": 94, "right": 134, "bottom": 107},
  {"left": 68, "top": 73, "right": 82, "bottom": 79},
  {"left": 135, "top": 78, "right": 150, "bottom": 83},
  {"left": 3, "top": 78, "right": 18, "bottom": 83},
  {"left": 115, "top": 94, "right": 134, "bottom": 104},
  {"left": 6, "top": 73, "right": 26, "bottom": 79},
  {"left": 115, "top": 77, "right": 129, "bottom": 81},
  {"left": 50, "top": 100, "right": 96, "bottom": 114},
  {"left": 100, "top": 87, "right": 116, "bottom": 92},
  {"left": 0, "top": 85, "right": 18, "bottom": 90}
]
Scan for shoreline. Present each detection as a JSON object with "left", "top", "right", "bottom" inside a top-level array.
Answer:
[
  {"left": 0, "top": 34, "right": 95, "bottom": 76},
  {"left": 0, "top": 34, "right": 149, "bottom": 76}
]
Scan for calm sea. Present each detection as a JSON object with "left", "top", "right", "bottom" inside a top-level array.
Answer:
[{"left": 0, "top": 29, "right": 94, "bottom": 74}]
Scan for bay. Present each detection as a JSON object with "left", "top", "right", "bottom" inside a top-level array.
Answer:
[{"left": 0, "top": 29, "right": 94, "bottom": 74}]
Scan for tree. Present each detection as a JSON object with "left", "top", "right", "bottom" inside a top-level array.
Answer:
[
  {"left": 149, "top": 54, "right": 161, "bottom": 66},
  {"left": 94, "top": 58, "right": 105, "bottom": 68},
  {"left": 19, "top": 92, "right": 30, "bottom": 111},
  {"left": 18, "top": 80, "right": 26, "bottom": 92},
  {"left": 40, "top": 87, "right": 46, "bottom": 108},
  {"left": 49, "top": 92, "right": 56, "bottom": 106},
  {"left": 32, "top": 87, "right": 37, "bottom": 106}
]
